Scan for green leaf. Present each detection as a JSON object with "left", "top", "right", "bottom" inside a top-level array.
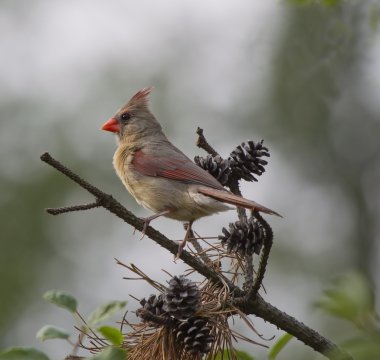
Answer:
[
  {"left": 322, "top": 0, "right": 340, "bottom": 7},
  {"left": 269, "top": 333, "right": 294, "bottom": 359},
  {"left": 88, "top": 347, "right": 127, "bottom": 360},
  {"left": 0, "top": 348, "right": 50, "bottom": 360},
  {"left": 315, "top": 272, "right": 375, "bottom": 326},
  {"left": 215, "top": 349, "right": 255, "bottom": 360},
  {"left": 236, "top": 350, "right": 255, "bottom": 360},
  {"left": 288, "top": 0, "right": 340, "bottom": 6},
  {"left": 87, "top": 300, "right": 127, "bottom": 326},
  {"left": 341, "top": 334, "right": 380, "bottom": 359},
  {"left": 98, "top": 326, "right": 123, "bottom": 346},
  {"left": 36, "top": 325, "right": 70, "bottom": 341},
  {"left": 43, "top": 290, "right": 77, "bottom": 313},
  {"left": 370, "top": 3, "right": 380, "bottom": 31}
]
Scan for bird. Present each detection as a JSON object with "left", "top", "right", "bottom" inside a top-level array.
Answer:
[{"left": 101, "top": 87, "right": 280, "bottom": 257}]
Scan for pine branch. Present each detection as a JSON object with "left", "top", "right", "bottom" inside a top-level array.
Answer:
[
  {"left": 196, "top": 127, "right": 219, "bottom": 157},
  {"left": 250, "top": 211, "right": 273, "bottom": 296},
  {"left": 41, "top": 152, "right": 352, "bottom": 360},
  {"left": 46, "top": 201, "right": 101, "bottom": 215}
]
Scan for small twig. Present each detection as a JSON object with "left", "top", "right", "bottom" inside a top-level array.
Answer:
[
  {"left": 75, "top": 310, "right": 108, "bottom": 347},
  {"left": 189, "top": 237, "right": 212, "bottom": 265},
  {"left": 184, "top": 223, "right": 213, "bottom": 266},
  {"left": 196, "top": 127, "right": 219, "bottom": 157},
  {"left": 227, "top": 177, "right": 253, "bottom": 292},
  {"left": 227, "top": 178, "right": 247, "bottom": 222},
  {"left": 243, "top": 254, "right": 254, "bottom": 292},
  {"left": 183, "top": 223, "right": 211, "bottom": 264},
  {"left": 47, "top": 201, "right": 101, "bottom": 215},
  {"left": 249, "top": 212, "right": 273, "bottom": 297}
]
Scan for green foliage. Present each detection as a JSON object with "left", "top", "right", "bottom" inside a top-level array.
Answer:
[
  {"left": 288, "top": 0, "right": 341, "bottom": 6},
  {"left": 370, "top": 3, "right": 380, "bottom": 31},
  {"left": 315, "top": 272, "right": 375, "bottom": 327},
  {"left": 35, "top": 295, "right": 127, "bottom": 357},
  {"left": 341, "top": 334, "right": 380, "bottom": 360},
  {"left": 234, "top": 351, "right": 255, "bottom": 360},
  {"left": 268, "top": 333, "right": 294, "bottom": 359},
  {"left": 0, "top": 347, "right": 50, "bottom": 360},
  {"left": 88, "top": 346, "right": 127, "bottom": 360},
  {"left": 43, "top": 290, "right": 78, "bottom": 313},
  {"left": 36, "top": 325, "right": 70, "bottom": 341},
  {"left": 316, "top": 272, "right": 380, "bottom": 360},
  {"left": 87, "top": 300, "right": 127, "bottom": 326},
  {"left": 215, "top": 349, "right": 255, "bottom": 359},
  {"left": 0, "top": 165, "right": 73, "bottom": 341},
  {"left": 97, "top": 326, "right": 123, "bottom": 346}
]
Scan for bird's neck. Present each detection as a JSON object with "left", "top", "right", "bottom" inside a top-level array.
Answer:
[{"left": 117, "top": 130, "right": 169, "bottom": 153}]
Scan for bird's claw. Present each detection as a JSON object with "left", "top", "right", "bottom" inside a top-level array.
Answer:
[
  {"left": 174, "top": 238, "right": 187, "bottom": 261},
  {"left": 174, "top": 221, "right": 194, "bottom": 260},
  {"left": 137, "top": 210, "right": 171, "bottom": 240},
  {"left": 136, "top": 217, "right": 151, "bottom": 240}
]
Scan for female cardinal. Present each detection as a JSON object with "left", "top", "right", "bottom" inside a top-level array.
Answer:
[{"left": 101, "top": 88, "right": 280, "bottom": 257}]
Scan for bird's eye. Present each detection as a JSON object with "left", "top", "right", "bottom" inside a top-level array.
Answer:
[{"left": 121, "top": 112, "right": 131, "bottom": 121}]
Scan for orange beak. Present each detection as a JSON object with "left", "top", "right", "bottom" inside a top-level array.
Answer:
[{"left": 101, "top": 118, "right": 120, "bottom": 133}]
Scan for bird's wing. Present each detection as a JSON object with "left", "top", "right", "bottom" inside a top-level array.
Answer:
[{"left": 132, "top": 149, "right": 225, "bottom": 190}]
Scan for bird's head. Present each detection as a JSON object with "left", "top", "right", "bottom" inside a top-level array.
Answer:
[{"left": 101, "top": 87, "right": 162, "bottom": 143}]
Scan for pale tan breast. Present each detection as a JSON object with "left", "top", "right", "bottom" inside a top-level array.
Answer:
[{"left": 113, "top": 145, "right": 138, "bottom": 198}]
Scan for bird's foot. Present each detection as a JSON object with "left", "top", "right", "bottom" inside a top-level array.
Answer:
[
  {"left": 139, "top": 218, "right": 151, "bottom": 240},
  {"left": 175, "top": 238, "right": 188, "bottom": 260},
  {"left": 174, "top": 220, "right": 194, "bottom": 260},
  {"left": 137, "top": 210, "right": 172, "bottom": 240}
]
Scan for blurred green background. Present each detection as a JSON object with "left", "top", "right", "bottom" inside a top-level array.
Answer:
[{"left": 1, "top": 0, "right": 379, "bottom": 359}]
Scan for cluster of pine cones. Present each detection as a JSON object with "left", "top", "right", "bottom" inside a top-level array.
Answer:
[
  {"left": 195, "top": 139, "right": 269, "bottom": 257},
  {"left": 194, "top": 139, "right": 269, "bottom": 186},
  {"left": 137, "top": 275, "right": 213, "bottom": 356}
]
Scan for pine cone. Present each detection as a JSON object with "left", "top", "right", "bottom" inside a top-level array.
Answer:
[
  {"left": 194, "top": 154, "right": 231, "bottom": 186},
  {"left": 138, "top": 294, "right": 167, "bottom": 318},
  {"left": 163, "top": 276, "right": 200, "bottom": 319},
  {"left": 219, "top": 218, "right": 264, "bottom": 256},
  {"left": 175, "top": 316, "right": 214, "bottom": 355},
  {"left": 229, "top": 140, "right": 269, "bottom": 182}
]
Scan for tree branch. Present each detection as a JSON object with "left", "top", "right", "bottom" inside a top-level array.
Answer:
[
  {"left": 196, "top": 127, "right": 219, "bottom": 157},
  {"left": 41, "top": 152, "right": 352, "bottom": 360},
  {"left": 250, "top": 212, "right": 273, "bottom": 296},
  {"left": 242, "top": 295, "right": 351, "bottom": 360},
  {"left": 46, "top": 201, "right": 101, "bottom": 215}
]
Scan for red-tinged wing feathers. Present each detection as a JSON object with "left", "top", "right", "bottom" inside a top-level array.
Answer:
[
  {"left": 132, "top": 150, "right": 225, "bottom": 190},
  {"left": 198, "top": 187, "right": 282, "bottom": 217}
]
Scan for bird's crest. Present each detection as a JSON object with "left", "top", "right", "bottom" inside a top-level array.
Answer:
[{"left": 125, "top": 87, "right": 153, "bottom": 110}]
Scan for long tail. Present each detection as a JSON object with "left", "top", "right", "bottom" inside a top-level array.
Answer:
[{"left": 198, "top": 187, "right": 282, "bottom": 217}]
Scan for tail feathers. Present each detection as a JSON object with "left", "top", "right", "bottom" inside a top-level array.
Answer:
[{"left": 198, "top": 187, "right": 282, "bottom": 217}]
